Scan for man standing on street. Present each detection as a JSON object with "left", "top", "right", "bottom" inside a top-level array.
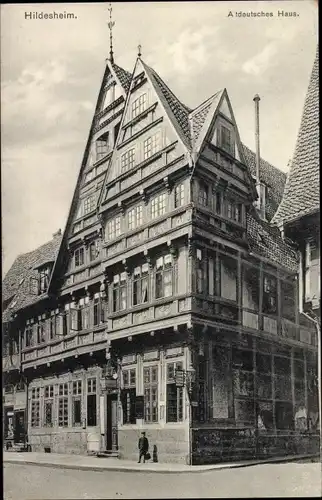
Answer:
[{"left": 138, "top": 432, "right": 149, "bottom": 463}]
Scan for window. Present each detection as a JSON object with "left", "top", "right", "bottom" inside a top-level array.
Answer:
[
  {"left": 87, "top": 378, "right": 97, "bottom": 426},
  {"left": 242, "top": 264, "right": 260, "bottom": 311},
  {"left": 166, "top": 362, "right": 183, "bottom": 422},
  {"left": 84, "top": 195, "right": 96, "bottom": 215},
  {"left": 58, "top": 383, "right": 69, "bottom": 427},
  {"left": 227, "top": 202, "right": 233, "bottom": 219},
  {"left": 220, "top": 255, "right": 237, "bottom": 302},
  {"left": 44, "top": 385, "right": 54, "bottom": 427},
  {"left": 215, "top": 192, "right": 221, "bottom": 214},
  {"left": 107, "top": 217, "right": 121, "bottom": 240},
  {"left": 144, "top": 366, "right": 158, "bottom": 423},
  {"left": 31, "top": 388, "right": 40, "bottom": 427},
  {"left": 151, "top": 193, "right": 167, "bottom": 219},
  {"left": 128, "top": 206, "right": 143, "bottom": 231},
  {"left": 196, "top": 249, "right": 206, "bottom": 294},
  {"left": 89, "top": 240, "right": 100, "bottom": 262},
  {"left": 233, "top": 348, "right": 255, "bottom": 425},
  {"left": 175, "top": 184, "right": 185, "bottom": 208},
  {"left": 281, "top": 280, "right": 296, "bottom": 322},
  {"left": 72, "top": 380, "right": 82, "bottom": 426},
  {"left": 121, "top": 369, "right": 136, "bottom": 424},
  {"left": 70, "top": 305, "right": 81, "bottom": 331},
  {"left": 263, "top": 275, "right": 277, "bottom": 314},
  {"left": 80, "top": 298, "right": 90, "bottom": 330},
  {"left": 234, "top": 204, "right": 242, "bottom": 223},
  {"left": 25, "top": 325, "right": 33, "bottom": 347},
  {"left": 96, "top": 132, "right": 109, "bottom": 160},
  {"left": 155, "top": 254, "right": 173, "bottom": 299},
  {"left": 198, "top": 182, "right": 208, "bottom": 206},
  {"left": 220, "top": 125, "right": 234, "bottom": 155},
  {"left": 304, "top": 240, "right": 320, "bottom": 303},
  {"left": 74, "top": 247, "right": 85, "bottom": 268},
  {"left": 37, "top": 322, "right": 46, "bottom": 344},
  {"left": 133, "top": 264, "right": 149, "bottom": 306},
  {"left": 93, "top": 295, "right": 105, "bottom": 326},
  {"left": 49, "top": 315, "right": 59, "bottom": 340},
  {"left": 114, "top": 122, "right": 121, "bottom": 146},
  {"left": 132, "top": 93, "right": 147, "bottom": 118},
  {"left": 112, "top": 273, "right": 127, "bottom": 312},
  {"left": 121, "top": 149, "right": 135, "bottom": 173},
  {"left": 39, "top": 267, "right": 50, "bottom": 294},
  {"left": 143, "top": 132, "right": 160, "bottom": 160}
]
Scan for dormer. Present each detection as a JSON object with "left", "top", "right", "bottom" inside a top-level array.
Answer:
[{"left": 30, "top": 260, "right": 54, "bottom": 295}]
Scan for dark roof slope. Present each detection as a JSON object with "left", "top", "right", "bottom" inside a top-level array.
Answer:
[
  {"left": 112, "top": 62, "right": 132, "bottom": 93},
  {"left": 2, "top": 234, "right": 62, "bottom": 323},
  {"left": 241, "top": 144, "right": 287, "bottom": 221},
  {"left": 272, "top": 46, "right": 319, "bottom": 226},
  {"left": 189, "top": 91, "right": 222, "bottom": 143}
]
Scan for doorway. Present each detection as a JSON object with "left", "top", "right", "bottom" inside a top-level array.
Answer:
[
  {"left": 106, "top": 393, "right": 118, "bottom": 451},
  {"left": 14, "top": 410, "right": 26, "bottom": 443}
]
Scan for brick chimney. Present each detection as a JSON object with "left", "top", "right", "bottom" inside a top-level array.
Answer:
[{"left": 53, "top": 229, "right": 62, "bottom": 238}]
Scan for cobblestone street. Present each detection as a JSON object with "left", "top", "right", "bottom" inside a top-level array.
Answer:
[{"left": 4, "top": 461, "right": 322, "bottom": 499}]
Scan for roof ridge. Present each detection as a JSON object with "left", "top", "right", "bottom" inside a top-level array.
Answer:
[{"left": 190, "top": 90, "right": 223, "bottom": 116}]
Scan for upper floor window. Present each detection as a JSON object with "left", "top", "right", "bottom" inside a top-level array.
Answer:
[
  {"left": 151, "top": 193, "right": 167, "bottom": 219},
  {"left": 107, "top": 216, "right": 121, "bottom": 240},
  {"left": 121, "top": 148, "right": 135, "bottom": 173},
  {"left": 74, "top": 247, "right": 85, "bottom": 268},
  {"left": 132, "top": 93, "right": 147, "bottom": 119},
  {"left": 84, "top": 195, "right": 96, "bottom": 215},
  {"left": 196, "top": 249, "right": 206, "bottom": 294},
  {"left": 155, "top": 254, "right": 173, "bottom": 299},
  {"left": 227, "top": 200, "right": 242, "bottom": 223},
  {"left": 89, "top": 240, "right": 100, "bottom": 262},
  {"left": 112, "top": 272, "right": 127, "bottom": 312},
  {"left": 175, "top": 184, "right": 185, "bottom": 208},
  {"left": 38, "top": 266, "right": 50, "bottom": 294},
  {"left": 25, "top": 325, "right": 34, "bottom": 347},
  {"left": 96, "top": 132, "right": 109, "bottom": 161},
  {"left": 143, "top": 132, "right": 161, "bottom": 160},
  {"left": 220, "top": 125, "right": 234, "bottom": 155},
  {"left": 128, "top": 205, "right": 143, "bottom": 231},
  {"left": 198, "top": 182, "right": 208, "bottom": 207},
  {"left": 263, "top": 275, "right": 277, "bottom": 315},
  {"left": 215, "top": 192, "right": 221, "bottom": 214},
  {"left": 133, "top": 264, "right": 149, "bottom": 306},
  {"left": 37, "top": 322, "right": 46, "bottom": 344},
  {"left": 305, "top": 240, "right": 320, "bottom": 304}
]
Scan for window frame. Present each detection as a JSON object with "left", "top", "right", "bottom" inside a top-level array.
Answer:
[
  {"left": 131, "top": 93, "right": 147, "bottom": 119},
  {"left": 121, "top": 148, "right": 135, "bottom": 173},
  {"left": 155, "top": 254, "right": 173, "bottom": 299},
  {"left": 143, "top": 365, "right": 159, "bottom": 423},
  {"left": 132, "top": 264, "right": 149, "bottom": 306},
  {"left": 151, "top": 193, "right": 167, "bottom": 219},
  {"left": 166, "top": 361, "right": 184, "bottom": 423},
  {"left": 174, "top": 184, "right": 185, "bottom": 208}
]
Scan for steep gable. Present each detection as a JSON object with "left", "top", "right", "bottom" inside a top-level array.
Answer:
[{"left": 272, "top": 46, "right": 319, "bottom": 227}]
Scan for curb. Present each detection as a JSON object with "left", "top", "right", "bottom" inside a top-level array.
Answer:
[{"left": 3, "top": 454, "right": 320, "bottom": 475}]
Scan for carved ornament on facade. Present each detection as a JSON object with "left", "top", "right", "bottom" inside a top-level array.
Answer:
[{"left": 139, "top": 189, "right": 148, "bottom": 205}]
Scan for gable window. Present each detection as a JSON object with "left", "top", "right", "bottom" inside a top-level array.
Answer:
[
  {"left": 144, "top": 366, "right": 158, "bottom": 423},
  {"left": 112, "top": 272, "right": 128, "bottom": 312},
  {"left": 151, "top": 193, "right": 167, "bottom": 219},
  {"left": 72, "top": 380, "right": 82, "bottom": 427},
  {"left": 58, "top": 383, "right": 69, "bottom": 427},
  {"left": 121, "top": 369, "right": 136, "bottom": 425},
  {"left": 155, "top": 254, "right": 173, "bottom": 299},
  {"left": 143, "top": 132, "right": 160, "bottom": 160},
  {"left": 128, "top": 205, "right": 143, "bottom": 231},
  {"left": 44, "top": 385, "right": 54, "bottom": 427},
  {"left": 96, "top": 132, "right": 109, "bottom": 161},
  {"left": 133, "top": 264, "right": 149, "bottom": 306},
  {"left": 31, "top": 388, "right": 40, "bottom": 427},
  {"left": 84, "top": 195, "right": 96, "bottom": 215},
  {"left": 89, "top": 240, "right": 100, "bottom": 262},
  {"left": 121, "top": 148, "right": 135, "bottom": 173},
  {"left": 166, "top": 362, "right": 184, "bottom": 422},
  {"left": 220, "top": 125, "right": 234, "bottom": 155},
  {"left": 132, "top": 93, "right": 147, "bottom": 119},
  {"left": 107, "top": 216, "right": 121, "bottom": 240},
  {"left": 175, "top": 184, "right": 185, "bottom": 208},
  {"left": 87, "top": 378, "right": 97, "bottom": 426},
  {"left": 263, "top": 274, "right": 277, "bottom": 315},
  {"left": 74, "top": 247, "right": 85, "bottom": 268},
  {"left": 198, "top": 182, "right": 208, "bottom": 207},
  {"left": 39, "top": 267, "right": 50, "bottom": 294}
]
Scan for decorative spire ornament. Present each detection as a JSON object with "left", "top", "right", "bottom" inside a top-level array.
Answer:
[
  {"left": 138, "top": 44, "right": 142, "bottom": 58},
  {"left": 107, "top": 3, "right": 115, "bottom": 64}
]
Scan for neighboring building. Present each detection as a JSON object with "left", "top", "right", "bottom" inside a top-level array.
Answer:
[
  {"left": 2, "top": 52, "right": 319, "bottom": 464},
  {"left": 272, "top": 47, "right": 320, "bottom": 316}
]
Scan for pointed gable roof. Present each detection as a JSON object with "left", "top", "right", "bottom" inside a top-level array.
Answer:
[
  {"left": 111, "top": 62, "right": 132, "bottom": 93},
  {"left": 272, "top": 46, "right": 319, "bottom": 227},
  {"left": 189, "top": 91, "right": 223, "bottom": 144}
]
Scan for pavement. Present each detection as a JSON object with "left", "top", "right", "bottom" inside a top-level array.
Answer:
[{"left": 3, "top": 450, "right": 320, "bottom": 474}]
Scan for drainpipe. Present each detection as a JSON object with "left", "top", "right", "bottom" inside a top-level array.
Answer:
[
  {"left": 301, "top": 310, "right": 322, "bottom": 461},
  {"left": 253, "top": 94, "right": 264, "bottom": 220}
]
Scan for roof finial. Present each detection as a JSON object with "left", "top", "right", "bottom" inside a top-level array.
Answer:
[
  {"left": 107, "top": 3, "right": 115, "bottom": 64},
  {"left": 138, "top": 44, "right": 142, "bottom": 58}
]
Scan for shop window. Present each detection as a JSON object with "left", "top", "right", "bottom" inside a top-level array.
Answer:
[
  {"left": 112, "top": 273, "right": 128, "bottom": 312},
  {"left": 155, "top": 254, "right": 173, "bottom": 299},
  {"left": 198, "top": 182, "right": 208, "bottom": 207},
  {"left": 175, "top": 184, "right": 185, "bottom": 208},
  {"left": 307, "top": 359, "right": 319, "bottom": 431},
  {"left": 44, "top": 385, "right": 54, "bottom": 427},
  {"left": 274, "top": 355, "right": 292, "bottom": 402},
  {"left": 31, "top": 388, "right": 40, "bottom": 427},
  {"left": 133, "top": 264, "right": 149, "bottom": 306},
  {"left": 144, "top": 366, "right": 158, "bottom": 423},
  {"left": 121, "top": 369, "right": 136, "bottom": 425},
  {"left": 58, "top": 383, "right": 69, "bottom": 427},
  {"left": 235, "top": 399, "right": 255, "bottom": 424},
  {"left": 275, "top": 402, "right": 294, "bottom": 430},
  {"left": 72, "top": 380, "right": 82, "bottom": 427},
  {"left": 263, "top": 275, "right": 277, "bottom": 314},
  {"left": 257, "top": 402, "right": 274, "bottom": 430},
  {"left": 211, "top": 345, "right": 230, "bottom": 419},
  {"left": 166, "top": 362, "right": 183, "bottom": 422},
  {"left": 87, "top": 378, "right": 97, "bottom": 426}
]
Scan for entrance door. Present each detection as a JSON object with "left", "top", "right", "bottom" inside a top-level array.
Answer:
[
  {"left": 14, "top": 410, "right": 26, "bottom": 443},
  {"left": 106, "top": 394, "right": 118, "bottom": 451}
]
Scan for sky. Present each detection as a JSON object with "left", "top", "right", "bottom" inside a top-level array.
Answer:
[{"left": 1, "top": 1, "right": 318, "bottom": 275}]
